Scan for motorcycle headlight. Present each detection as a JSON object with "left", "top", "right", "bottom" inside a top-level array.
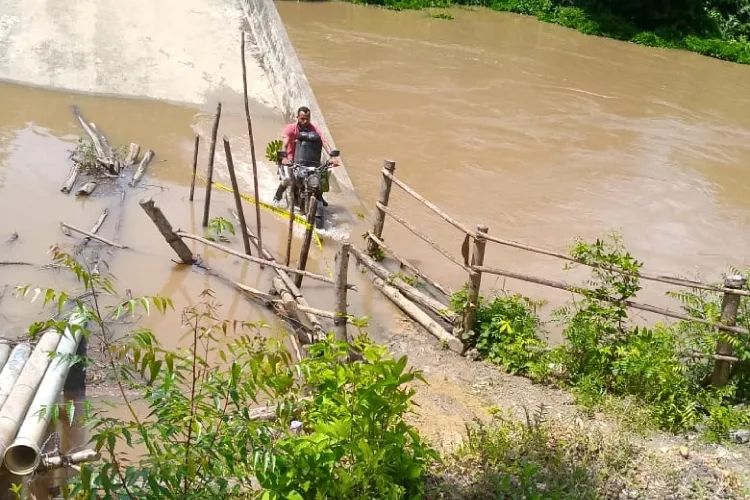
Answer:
[{"left": 307, "top": 174, "right": 320, "bottom": 190}]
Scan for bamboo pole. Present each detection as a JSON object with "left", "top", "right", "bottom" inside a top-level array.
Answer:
[
  {"left": 285, "top": 190, "right": 296, "bottom": 266},
  {"left": 464, "top": 225, "right": 489, "bottom": 336},
  {"left": 334, "top": 243, "right": 351, "bottom": 342},
  {"left": 367, "top": 160, "right": 396, "bottom": 257},
  {"left": 472, "top": 264, "right": 750, "bottom": 336},
  {"left": 711, "top": 275, "right": 747, "bottom": 387},
  {"left": 382, "top": 168, "right": 472, "bottom": 236},
  {"left": 175, "top": 232, "right": 354, "bottom": 288},
  {"left": 189, "top": 135, "right": 200, "bottom": 201},
  {"left": 60, "top": 223, "right": 125, "bottom": 249},
  {"left": 241, "top": 33, "right": 264, "bottom": 268},
  {"left": 139, "top": 199, "right": 195, "bottom": 264},
  {"left": 482, "top": 233, "right": 750, "bottom": 298},
  {"left": 222, "top": 137, "right": 252, "bottom": 256},
  {"left": 371, "top": 277, "right": 463, "bottom": 353},
  {"left": 202, "top": 102, "right": 222, "bottom": 227},
  {"left": 377, "top": 202, "right": 470, "bottom": 271},
  {"left": 294, "top": 197, "right": 318, "bottom": 288},
  {"left": 40, "top": 449, "right": 100, "bottom": 471},
  {"left": 349, "top": 246, "right": 455, "bottom": 324},
  {"left": 365, "top": 233, "right": 451, "bottom": 298}
]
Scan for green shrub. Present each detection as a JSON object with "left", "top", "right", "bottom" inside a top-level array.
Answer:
[{"left": 17, "top": 249, "right": 437, "bottom": 500}]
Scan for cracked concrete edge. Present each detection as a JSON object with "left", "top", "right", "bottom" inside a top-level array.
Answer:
[{"left": 239, "top": 0, "right": 359, "bottom": 201}]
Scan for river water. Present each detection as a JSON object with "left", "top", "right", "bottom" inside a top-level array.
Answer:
[{"left": 279, "top": 2, "right": 750, "bottom": 325}]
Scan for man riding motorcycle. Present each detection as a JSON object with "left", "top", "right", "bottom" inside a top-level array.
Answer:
[{"left": 273, "top": 106, "right": 339, "bottom": 207}]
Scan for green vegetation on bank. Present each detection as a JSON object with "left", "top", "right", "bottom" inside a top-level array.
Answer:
[
  {"left": 451, "top": 233, "right": 750, "bottom": 439},
  {"left": 10, "top": 243, "right": 747, "bottom": 498},
  {"left": 347, "top": 0, "right": 750, "bottom": 64}
]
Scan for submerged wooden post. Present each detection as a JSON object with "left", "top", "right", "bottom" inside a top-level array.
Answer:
[
  {"left": 463, "top": 225, "right": 489, "bottom": 337},
  {"left": 241, "top": 33, "right": 264, "bottom": 267},
  {"left": 294, "top": 197, "right": 319, "bottom": 288},
  {"left": 189, "top": 135, "right": 200, "bottom": 201},
  {"left": 334, "top": 242, "right": 351, "bottom": 343},
  {"left": 140, "top": 198, "right": 195, "bottom": 264},
  {"left": 285, "top": 190, "right": 296, "bottom": 266},
  {"left": 366, "top": 160, "right": 396, "bottom": 257},
  {"left": 711, "top": 275, "right": 747, "bottom": 387},
  {"left": 202, "top": 102, "right": 222, "bottom": 227},
  {"left": 223, "top": 137, "right": 252, "bottom": 256}
]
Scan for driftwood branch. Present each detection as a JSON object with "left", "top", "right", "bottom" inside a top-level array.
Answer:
[
  {"left": 377, "top": 202, "right": 469, "bottom": 271},
  {"left": 75, "top": 181, "right": 97, "bottom": 196},
  {"left": 365, "top": 233, "right": 451, "bottom": 297},
  {"left": 130, "top": 149, "right": 155, "bottom": 187},
  {"left": 123, "top": 143, "right": 141, "bottom": 167},
  {"left": 61, "top": 164, "right": 79, "bottom": 194},
  {"left": 60, "top": 223, "right": 125, "bottom": 249},
  {"left": 383, "top": 168, "right": 472, "bottom": 236},
  {"left": 473, "top": 264, "right": 750, "bottom": 336},
  {"left": 350, "top": 245, "right": 455, "bottom": 324}
]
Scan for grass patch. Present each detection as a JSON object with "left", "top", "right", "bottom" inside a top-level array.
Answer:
[{"left": 428, "top": 407, "right": 746, "bottom": 499}]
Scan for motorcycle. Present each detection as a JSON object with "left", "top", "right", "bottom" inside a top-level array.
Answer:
[{"left": 276, "top": 149, "right": 340, "bottom": 230}]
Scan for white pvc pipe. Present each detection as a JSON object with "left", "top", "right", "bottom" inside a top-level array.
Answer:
[
  {"left": 0, "top": 344, "right": 32, "bottom": 411},
  {"left": 0, "top": 343, "right": 12, "bottom": 373},
  {"left": 0, "top": 329, "right": 62, "bottom": 467},
  {"left": 5, "top": 312, "right": 87, "bottom": 475}
]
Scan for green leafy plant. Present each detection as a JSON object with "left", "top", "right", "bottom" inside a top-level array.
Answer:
[
  {"left": 205, "top": 216, "right": 235, "bottom": 243},
  {"left": 18, "top": 247, "right": 437, "bottom": 499},
  {"left": 451, "top": 287, "right": 548, "bottom": 377}
]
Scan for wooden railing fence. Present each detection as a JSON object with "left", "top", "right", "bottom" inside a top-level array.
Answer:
[{"left": 364, "top": 160, "right": 750, "bottom": 387}]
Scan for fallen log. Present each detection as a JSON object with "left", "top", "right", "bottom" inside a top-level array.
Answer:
[
  {"left": 130, "top": 149, "right": 155, "bottom": 187},
  {"left": 61, "top": 164, "right": 79, "bottom": 194},
  {"left": 60, "top": 223, "right": 125, "bottom": 249},
  {"left": 71, "top": 106, "right": 115, "bottom": 169},
  {"left": 371, "top": 276, "right": 463, "bottom": 353},
  {"left": 350, "top": 246, "right": 456, "bottom": 324},
  {"left": 88, "top": 208, "right": 109, "bottom": 237},
  {"left": 75, "top": 181, "right": 97, "bottom": 196},
  {"left": 123, "top": 143, "right": 141, "bottom": 167}
]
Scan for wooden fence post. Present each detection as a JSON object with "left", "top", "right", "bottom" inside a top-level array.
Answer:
[
  {"left": 366, "top": 160, "right": 396, "bottom": 257},
  {"left": 202, "top": 102, "right": 222, "bottom": 227},
  {"left": 334, "top": 242, "right": 352, "bottom": 343},
  {"left": 223, "top": 137, "right": 252, "bottom": 256},
  {"left": 294, "top": 197, "right": 318, "bottom": 288},
  {"left": 189, "top": 135, "right": 200, "bottom": 202},
  {"left": 463, "top": 225, "right": 489, "bottom": 338},
  {"left": 711, "top": 274, "right": 747, "bottom": 387}
]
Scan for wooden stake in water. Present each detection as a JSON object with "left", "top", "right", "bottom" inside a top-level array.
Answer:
[
  {"left": 285, "top": 190, "right": 296, "bottom": 267},
  {"left": 295, "top": 197, "right": 318, "bottom": 288},
  {"left": 241, "top": 33, "right": 264, "bottom": 266},
  {"left": 202, "top": 102, "right": 222, "bottom": 227},
  {"left": 334, "top": 242, "right": 352, "bottom": 343},
  {"left": 189, "top": 135, "right": 200, "bottom": 202},
  {"left": 223, "top": 137, "right": 252, "bottom": 256}
]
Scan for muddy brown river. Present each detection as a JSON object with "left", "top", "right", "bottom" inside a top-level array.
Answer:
[{"left": 279, "top": 1, "right": 750, "bottom": 323}]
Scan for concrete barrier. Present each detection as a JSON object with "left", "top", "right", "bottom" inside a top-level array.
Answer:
[{"left": 240, "top": 0, "right": 357, "bottom": 197}]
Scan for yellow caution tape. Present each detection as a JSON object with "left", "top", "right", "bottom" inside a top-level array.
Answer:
[{"left": 197, "top": 174, "right": 333, "bottom": 277}]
